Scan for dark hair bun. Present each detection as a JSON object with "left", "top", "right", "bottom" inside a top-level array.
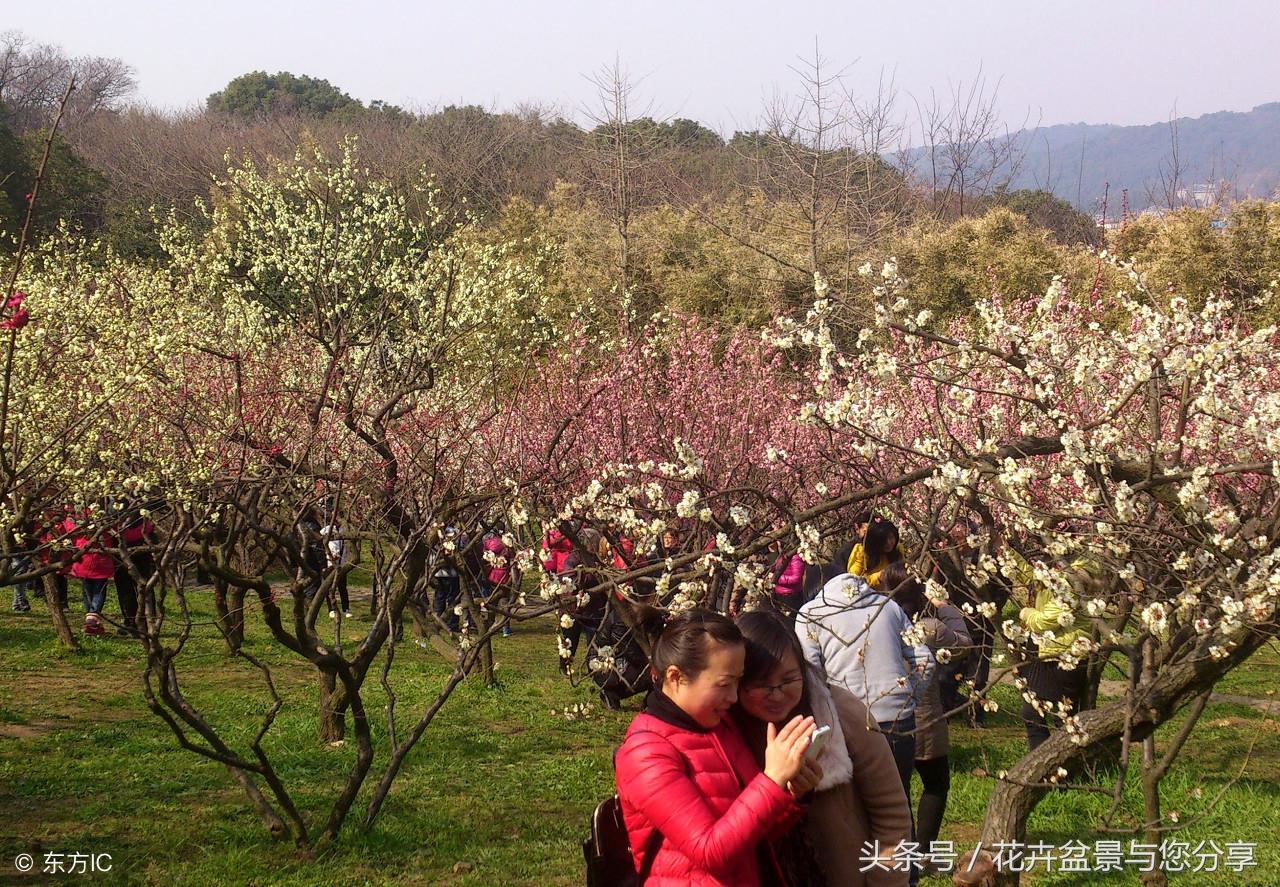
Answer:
[{"left": 650, "top": 608, "right": 742, "bottom": 684}]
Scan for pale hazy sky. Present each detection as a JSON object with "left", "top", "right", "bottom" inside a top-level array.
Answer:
[{"left": 8, "top": 0, "right": 1280, "bottom": 137}]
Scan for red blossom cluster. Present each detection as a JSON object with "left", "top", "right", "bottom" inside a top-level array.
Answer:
[{"left": 1, "top": 290, "right": 30, "bottom": 331}]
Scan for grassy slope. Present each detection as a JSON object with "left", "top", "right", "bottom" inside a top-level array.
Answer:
[{"left": 1, "top": 594, "right": 1277, "bottom": 886}]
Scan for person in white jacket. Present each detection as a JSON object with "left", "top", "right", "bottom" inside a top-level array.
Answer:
[
  {"left": 320, "top": 521, "right": 352, "bottom": 618},
  {"left": 795, "top": 570, "right": 935, "bottom": 880}
]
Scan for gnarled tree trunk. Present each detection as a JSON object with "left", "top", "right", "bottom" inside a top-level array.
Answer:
[
  {"left": 43, "top": 574, "right": 77, "bottom": 649},
  {"left": 213, "top": 578, "right": 247, "bottom": 652},
  {"left": 318, "top": 669, "right": 345, "bottom": 743},
  {"left": 972, "top": 629, "right": 1275, "bottom": 887}
]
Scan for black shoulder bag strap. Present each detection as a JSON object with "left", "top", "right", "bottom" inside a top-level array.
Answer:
[{"left": 636, "top": 826, "right": 663, "bottom": 881}]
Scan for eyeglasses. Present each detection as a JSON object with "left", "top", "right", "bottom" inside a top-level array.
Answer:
[{"left": 743, "top": 676, "right": 804, "bottom": 697}]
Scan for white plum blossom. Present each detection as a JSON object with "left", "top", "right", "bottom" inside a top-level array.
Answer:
[
  {"left": 795, "top": 524, "right": 823, "bottom": 564},
  {"left": 588, "top": 646, "right": 617, "bottom": 673},
  {"left": 675, "top": 490, "right": 700, "bottom": 519}
]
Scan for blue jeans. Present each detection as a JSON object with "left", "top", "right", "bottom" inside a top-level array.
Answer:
[
  {"left": 481, "top": 579, "right": 514, "bottom": 635},
  {"left": 11, "top": 582, "right": 32, "bottom": 609},
  {"left": 81, "top": 578, "right": 109, "bottom": 615},
  {"left": 9, "top": 556, "right": 33, "bottom": 610}
]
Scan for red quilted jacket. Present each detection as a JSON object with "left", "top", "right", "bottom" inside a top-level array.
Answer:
[
  {"left": 615, "top": 711, "right": 799, "bottom": 886},
  {"left": 59, "top": 515, "right": 116, "bottom": 580}
]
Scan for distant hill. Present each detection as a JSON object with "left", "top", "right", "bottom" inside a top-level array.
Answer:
[{"left": 999, "top": 103, "right": 1280, "bottom": 212}]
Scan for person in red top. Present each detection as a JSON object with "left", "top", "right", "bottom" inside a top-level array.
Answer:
[
  {"left": 59, "top": 510, "right": 116, "bottom": 635},
  {"left": 614, "top": 608, "right": 818, "bottom": 886},
  {"left": 540, "top": 526, "right": 574, "bottom": 575}
]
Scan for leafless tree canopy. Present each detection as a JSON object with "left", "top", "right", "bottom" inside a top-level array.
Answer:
[
  {"left": 0, "top": 31, "right": 136, "bottom": 131},
  {"left": 907, "top": 66, "right": 1032, "bottom": 219}
]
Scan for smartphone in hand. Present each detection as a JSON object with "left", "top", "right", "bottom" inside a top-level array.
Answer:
[{"left": 803, "top": 724, "right": 833, "bottom": 762}]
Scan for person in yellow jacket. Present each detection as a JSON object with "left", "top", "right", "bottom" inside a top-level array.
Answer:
[
  {"left": 1016, "top": 569, "right": 1090, "bottom": 660},
  {"left": 848, "top": 519, "right": 905, "bottom": 591},
  {"left": 1013, "top": 551, "right": 1093, "bottom": 750}
]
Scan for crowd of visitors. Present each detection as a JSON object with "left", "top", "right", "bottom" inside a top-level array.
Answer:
[
  {"left": 597, "top": 507, "right": 1093, "bottom": 886},
  {"left": 5, "top": 504, "right": 156, "bottom": 636},
  {"left": 4, "top": 494, "right": 1094, "bottom": 885}
]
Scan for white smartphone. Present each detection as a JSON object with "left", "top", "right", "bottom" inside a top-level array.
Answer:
[{"left": 804, "top": 724, "right": 833, "bottom": 762}]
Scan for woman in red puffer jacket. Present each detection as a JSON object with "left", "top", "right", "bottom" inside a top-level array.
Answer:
[
  {"left": 59, "top": 510, "right": 116, "bottom": 633},
  {"left": 615, "top": 609, "right": 819, "bottom": 886}
]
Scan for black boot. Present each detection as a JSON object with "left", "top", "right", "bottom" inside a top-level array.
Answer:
[{"left": 599, "top": 688, "right": 622, "bottom": 711}]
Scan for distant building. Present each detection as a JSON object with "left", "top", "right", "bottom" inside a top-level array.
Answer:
[
  {"left": 1174, "top": 182, "right": 1231, "bottom": 209},
  {"left": 1095, "top": 181, "right": 1234, "bottom": 230}
]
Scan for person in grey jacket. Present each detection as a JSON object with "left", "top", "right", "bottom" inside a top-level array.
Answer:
[{"left": 795, "top": 569, "right": 935, "bottom": 881}]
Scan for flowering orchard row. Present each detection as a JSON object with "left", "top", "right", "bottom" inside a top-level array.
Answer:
[{"left": 2, "top": 142, "right": 1277, "bottom": 862}]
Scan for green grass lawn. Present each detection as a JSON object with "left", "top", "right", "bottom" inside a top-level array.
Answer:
[{"left": 1, "top": 594, "right": 1277, "bottom": 885}]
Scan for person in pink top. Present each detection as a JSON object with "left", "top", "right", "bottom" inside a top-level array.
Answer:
[
  {"left": 770, "top": 549, "right": 807, "bottom": 620},
  {"left": 540, "top": 525, "right": 574, "bottom": 574},
  {"left": 482, "top": 524, "right": 516, "bottom": 637}
]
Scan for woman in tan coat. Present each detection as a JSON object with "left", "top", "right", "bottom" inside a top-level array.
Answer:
[
  {"left": 734, "top": 610, "right": 912, "bottom": 886},
  {"left": 882, "top": 562, "right": 972, "bottom": 874}
]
